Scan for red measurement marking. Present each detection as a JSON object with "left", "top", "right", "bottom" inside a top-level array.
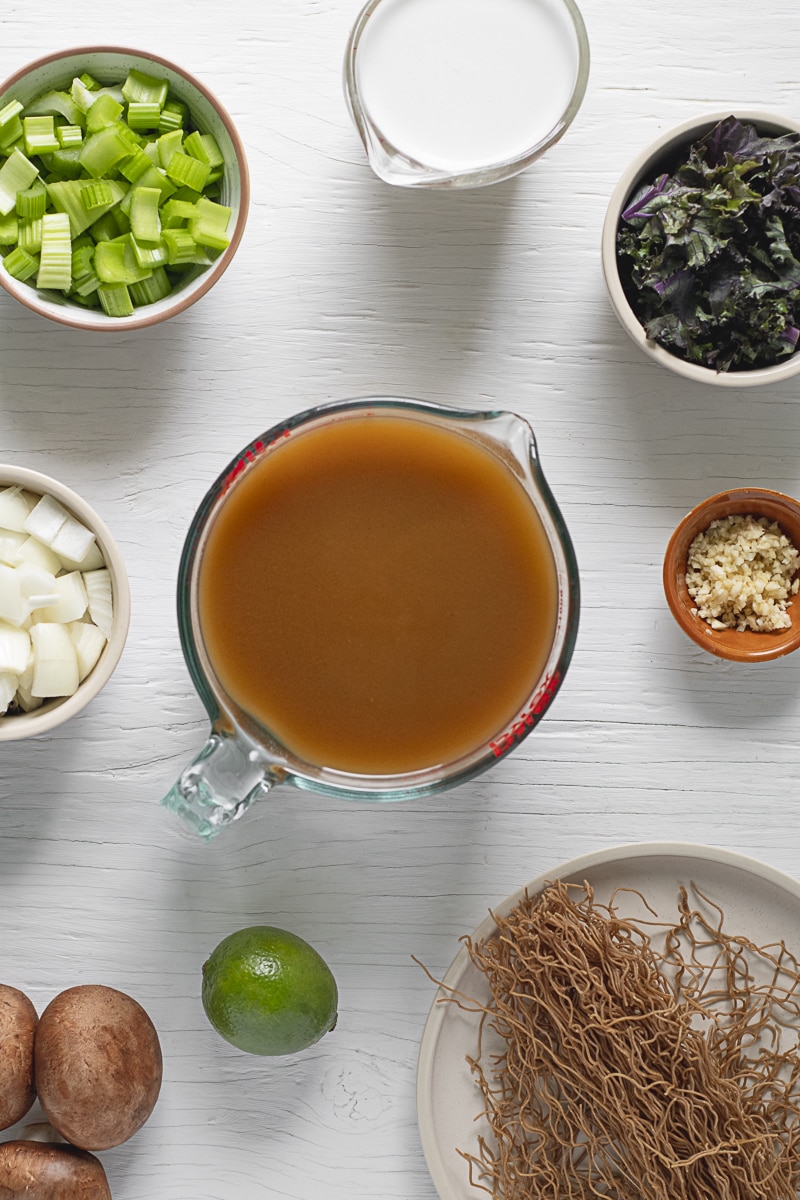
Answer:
[
  {"left": 220, "top": 429, "right": 291, "bottom": 495},
  {"left": 489, "top": 670, "right": 561, "bottom": 758}
]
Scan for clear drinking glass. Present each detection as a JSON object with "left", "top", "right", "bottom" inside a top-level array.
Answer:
[
  {"left": 343, "top": 0, "right": 590, "bottom": 189},
  {"left": 163, "top": 398, "right": 580, "bottom": 838}
]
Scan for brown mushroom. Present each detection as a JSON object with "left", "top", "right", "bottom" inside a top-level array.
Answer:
[
  {"left": 0, "top": 1140, "right": 111, "bottom": 1199},
  {"left": 0, "top": 984, "right": 37, "bottom": 1130},
  {"left": 34, "top": 984, "right": 162, "bottom": 1151}
]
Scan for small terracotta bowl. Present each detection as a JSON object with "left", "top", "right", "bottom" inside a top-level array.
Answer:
[
  {"left": 602, "top": 111, "right": 800, "bottom": 388},
  {"left": 663, "top": 488, "right": 800, "bottom": 662},
  {"left": 0, "top": 465, "right": 131, "bottom": 739},
  {"left": 0, "top": 46, "right": 249, "bottom": 331}
]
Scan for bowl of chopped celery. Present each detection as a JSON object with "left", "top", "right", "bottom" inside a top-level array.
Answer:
[
  {"left": 601, "top": 111, "right": 800, "bottom": 387},
  {"left": 0, "top": 464, "right": 131, "bottom": 739},
  {"left": 0, "top": 47, "right": 249, "bottom": 330}
]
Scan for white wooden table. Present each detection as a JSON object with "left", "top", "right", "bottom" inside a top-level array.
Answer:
[{"left": 3, "top": 2, "right": 800, "bottom": 1197}]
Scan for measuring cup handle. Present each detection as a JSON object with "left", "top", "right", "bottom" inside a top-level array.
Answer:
[{"left": 162, "top": 730, "right": 276, "bottom": 839}]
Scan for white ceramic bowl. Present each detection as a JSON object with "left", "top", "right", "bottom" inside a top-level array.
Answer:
[
  {"left": 601, "top": 111, "right": 800, "bottom": 388},
  {"left": 0, "top": 465, "right": 130, "bottom": 740},
  {"left": 0, "top": 46, "right": 250, "bottom": 331}
]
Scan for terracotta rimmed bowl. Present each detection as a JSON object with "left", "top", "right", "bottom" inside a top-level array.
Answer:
[
  {"left": 0, "top": 465, "right": 131, "bottom": 739},
  {"left": 601, "top": 111, "right": 800, "bottom": 388},
  {"left": 663, "top": 488, "right": 800, "bottom": 662},
  {"left": 0, "top": 46, "right": 250, "bottom": 331}
]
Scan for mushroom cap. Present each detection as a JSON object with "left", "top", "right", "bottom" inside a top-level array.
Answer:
[
  {"left": 0, "top": 1140, "right": 112, "bottom": 1199},
  {"left": 0, "top": 983, "right": 37, "bottom": 1130},
  {"left": 34, "top": 984, "right": 162, "bottom": 1150}
]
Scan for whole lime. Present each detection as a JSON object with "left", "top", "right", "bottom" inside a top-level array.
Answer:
[{"left": 201, "top": 926, "right": 338, "bottom": 1056}]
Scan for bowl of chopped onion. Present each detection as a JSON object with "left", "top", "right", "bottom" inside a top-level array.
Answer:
[
  {"left": 0, "top": 46, "right": 249, "bottom": 330},
  {"left": 0, "top": 465, "right": 130, "bottom": 738},
  {"left": 663, "top": 487, "right": 800, "bottom": 662},
  {"left": 602, "top": 111, "right": 800, "bottom": 387}
]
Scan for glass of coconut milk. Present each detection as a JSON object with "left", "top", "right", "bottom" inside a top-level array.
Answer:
[{"left": 344, "top": 0, "right": 589, "bottom": 189}]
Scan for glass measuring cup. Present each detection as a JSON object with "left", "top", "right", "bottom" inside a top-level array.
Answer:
[
  {"left": 163, "top": 397, "right": 580, "bottom": 838},
  {"left": 343, "top": 0, "right": 590, "bottom": 189}
]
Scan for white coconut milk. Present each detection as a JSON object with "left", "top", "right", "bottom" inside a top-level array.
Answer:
[{"left": 354, "top": 0, "right": 581, "bottom": 174}]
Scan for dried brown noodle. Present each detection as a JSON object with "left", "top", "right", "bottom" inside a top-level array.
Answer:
[{"left": 435, "top": 879, "right": 800, "bottom": 1199}]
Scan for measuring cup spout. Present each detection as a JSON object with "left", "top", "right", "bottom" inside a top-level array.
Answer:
[{"left": 162, "top": 730, "right": 277, "bottom": 840}]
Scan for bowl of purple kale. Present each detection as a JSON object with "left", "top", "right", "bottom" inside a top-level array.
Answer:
[{"left": 602, "top": 111, "right": 800, "bottom": 386}]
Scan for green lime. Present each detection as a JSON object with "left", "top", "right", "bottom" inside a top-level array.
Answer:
[{"left": 201, "top": 925, "right": 338, "bottom": 1056}]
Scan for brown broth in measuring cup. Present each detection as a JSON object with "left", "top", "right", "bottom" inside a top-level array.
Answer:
[{"left": 196, "top": 413, "right": 558, "bottom": 776}]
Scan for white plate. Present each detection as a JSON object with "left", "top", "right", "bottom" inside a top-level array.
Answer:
[{"left": 416, "top": 841, "right": 800, "bottom": 1200}]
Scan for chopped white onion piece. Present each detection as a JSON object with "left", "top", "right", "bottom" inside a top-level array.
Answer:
[
  {"left": 0, "top": 487, "right": 33, "bottom": 533},
  {"left": 0, "top": 530, "right": 25, "bottom": 566},
  {"left": 30, "top": 622, "right": 79, "bottom": 698},
  {"left": 36, "top": 570, "right": 87, "bottom": 624},
  {"left": 15, "top": 682, "right": 43, "bottom": 712},
  {"left": 0, "top": 563, "right": 27, "bottom": 626},
  {"left": 0, "top": 671, "right": 17, "bottom": 714},
  {"left": 58, "top": 539, "right": 105, "bottom": 573},
  {"left": 16, "top": 561, "right": 57, "bottom": 601},
  {"left": 50, "top": 514, "right": 96, "bottom": 564},
  {"left": 0, "top": 622, "right": 31, "bottom": 675},
  {"left": 69, "top": 620, "right": 107, "bottom": 681},
  {"left": 15, "top": 534, "right": 62, "bottom": 575},
  {"left": 23, "top": 494, "right": 69, "bottom": 547},
  {"left": 83, "top": 568, "right": 113, "bottom": 638}
]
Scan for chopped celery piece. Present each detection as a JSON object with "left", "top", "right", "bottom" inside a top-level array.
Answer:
[
  {"left": 0, "top": 102, "right": 23, "bottom": 151},
  {"left": 111, "top": 205, "right": 130, "bottom": 235},
  {"left": 79, "top": 72, "right": 101, "bottom": 90},
  {"left": 165, "top": 151, "right": 210, "bottom": 192},
  {"left": 15, "top": 181, "right": 46, "bottom": 219},
  {"left": 18, "top": 217, "right": 42, "bottom": 255},
  {"left": 161, "top": 197, "right": 197, "bottom": 226},
  {"left": 129, "top": 265, "right": 171, "bottom": 305},
  {"left": 164, "top": 98, "right": 189, "bottom": 123},
  {"left": 0, "top": 212, "right": 17, "bottom": 244},
  {"left": 23, "top": 116, "right": 60, "bottom": 156},
  {"left": 71, "top": 239, "right": 94, "bottom": 277},
  {"left": 97, "top": 281, "right": 133, "bottom": 317},
  {"left": 88, "top": 211, "right": 119, "bottom": 242},
  {"left": 86, "top": 93, "right": 123, "bottom": 133},
  {"left": 129, "top": 186, "right": 161, "bottom": 243},
  {"left": 127, "top": 102, "right": 162, "bottom": 131},
  {"left": 79, "top": 125, "right": 132, "bottom": 178},
  {"left": 47, "top": 178, "right": 127, "bottom": 238},
  {"left": 122, "top": 69, "right": 169, "bottom": 108},
  {"left": 157, "top": 107, "right": 183, "bottom": 134},
  {"left": 183, "top": 130, "right": 224, "bottom": 169},
  {"left": 3, "top": 245, "right": 39, "bottom": 281},
  {"left": 189, "top": 196, "right": 231, "bottom": 251},
  {"left": 119, "top": 148, "right": 152, "bottom": 183},
  {"left": 94, "top": 235, "right": 152, "bottom": 284},
  {"left": 121, "top": 163, "right": 175, "bottom": 203},
  {"left": 37, "top": 212, "right": 71, "bottom": 289},
  {"left": 130, "top": 234, "right": 168, "bottom": 269},
  {"left": 80, "top": 180, "right": 114, "bottom": 212},
  {"left": 39, "top": 148, "right": 84, "bottom": 179},
  {"left": 0, "top": 122, "right": 23, "bottom": 154},
  {"left": 24, "top": 90, "right": 84, "bottom": 128},
  {"left": 56, "top": 125, "right": 83, "bottom": 149},
  {"left": 72, "top": 269, "right": 101, "bottom": 297},
  {"left": 70, "top": 76, "right": 96, "bottom": 115},
  {"left": 0, "top": 100, "right": 23, "bottom": 130},
  {"left": 0, "top": 149, "right": 39, "bottom": 216},
  {"left": 157, "top": 129, "right": 183, "bottom": 169},
  {"left": 162, "top": 227, "right": 201, "bottom": 265}
]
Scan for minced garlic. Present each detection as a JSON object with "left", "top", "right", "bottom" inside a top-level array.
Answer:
[{"left": 686, "top": 514, "right": 800, "bottom": 633}]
